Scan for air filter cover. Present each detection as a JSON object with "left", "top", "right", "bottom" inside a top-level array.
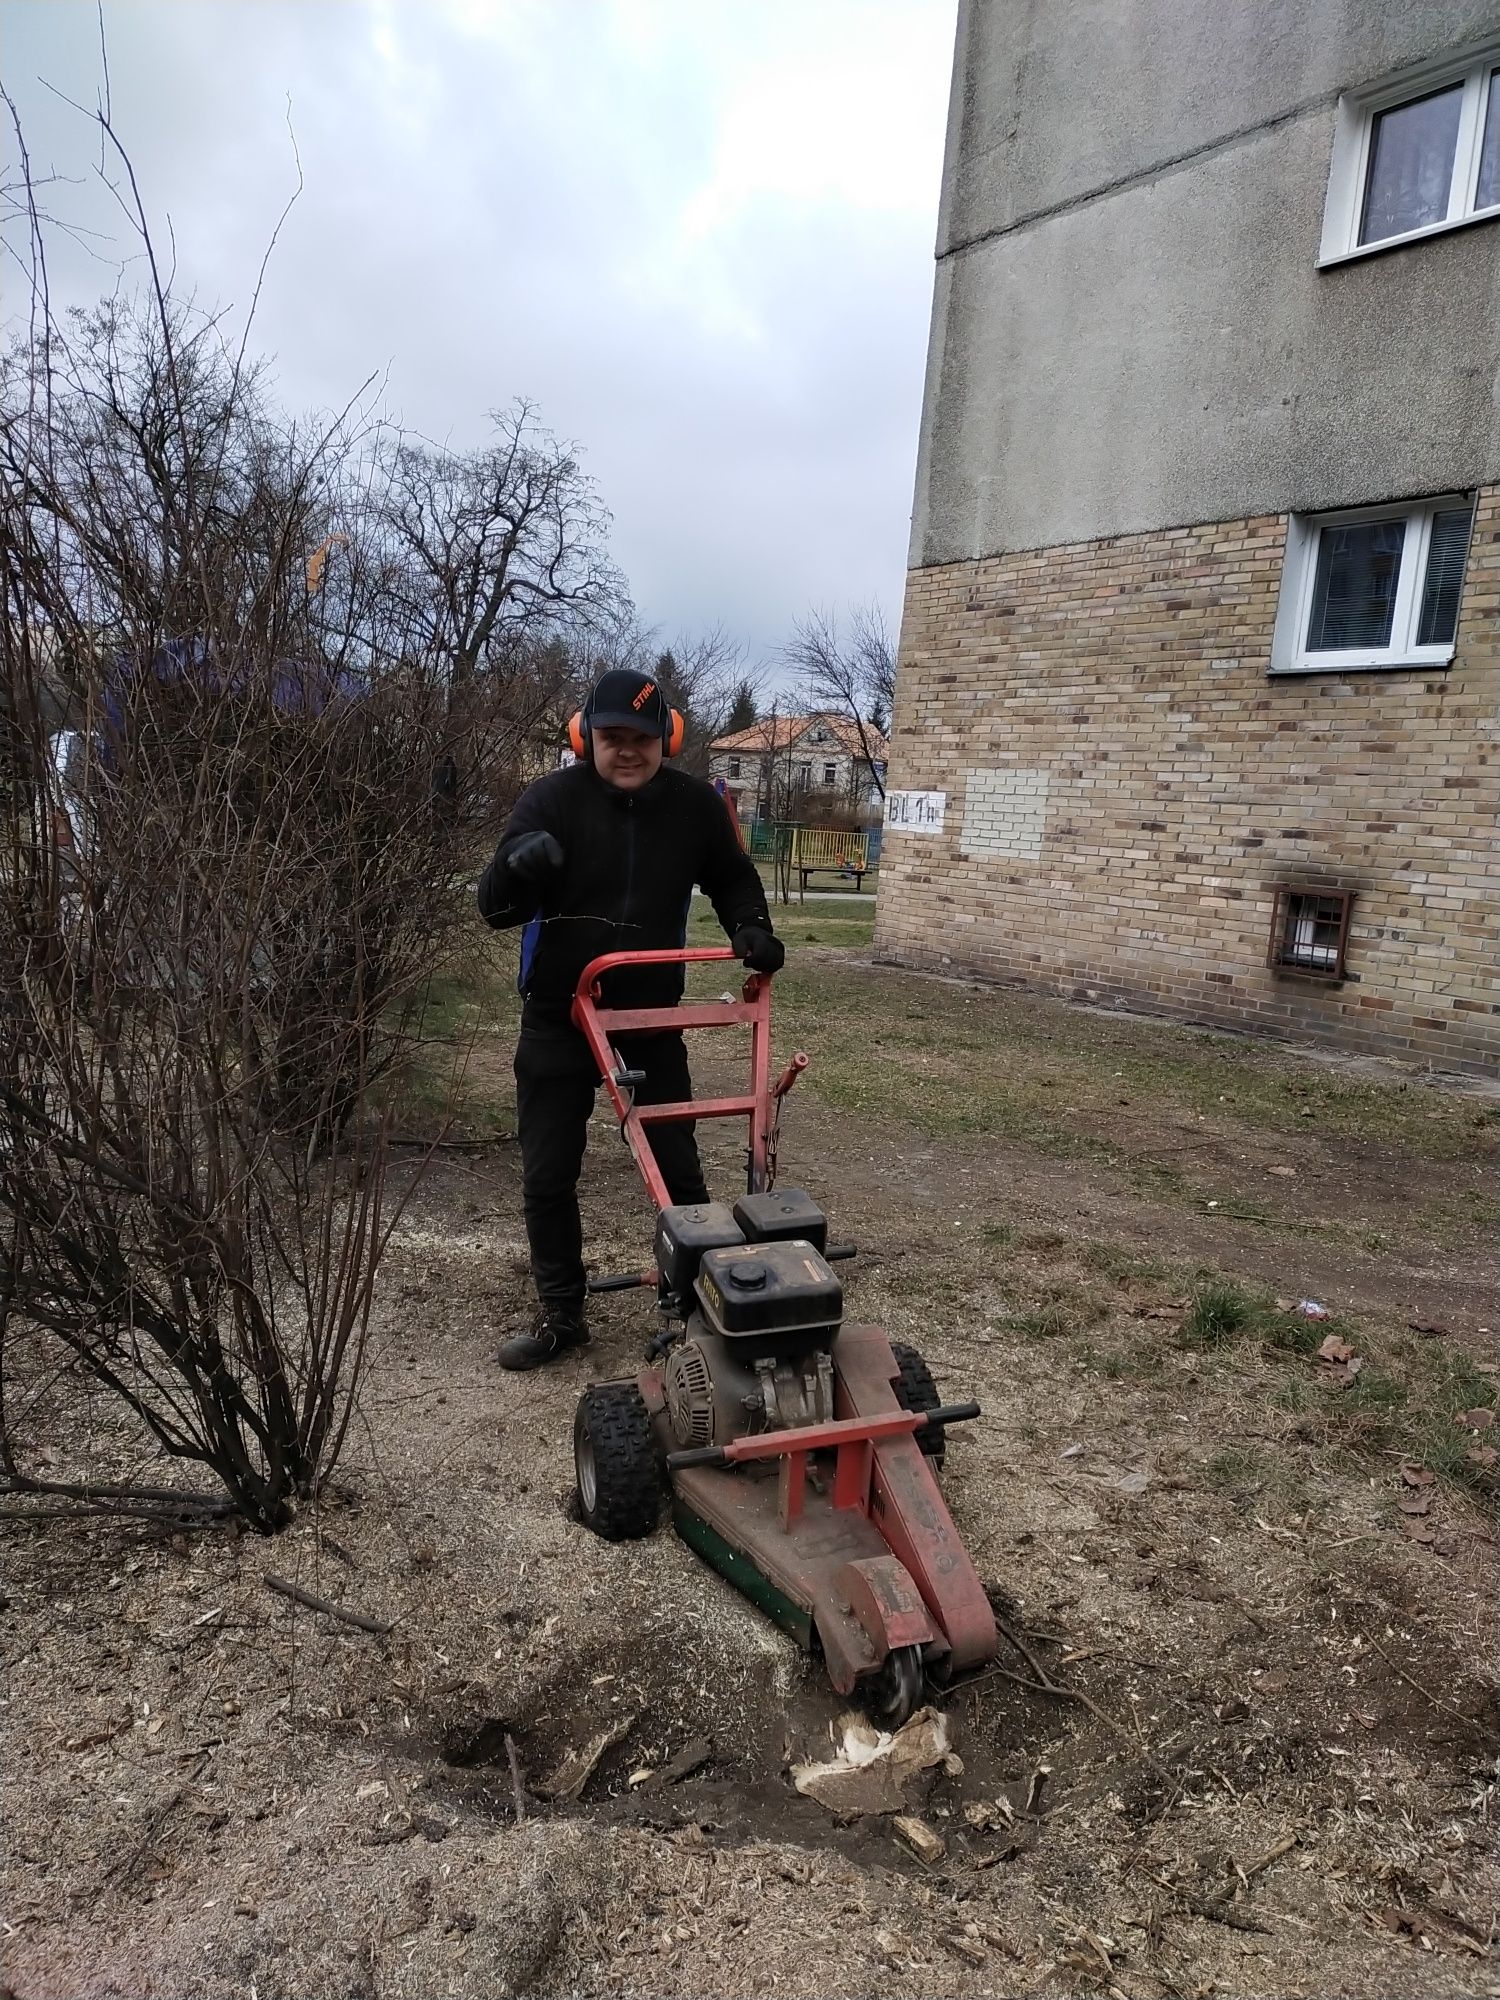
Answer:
[{"left": 732, "top": 1188, "right": 828, "bottom": 1253}]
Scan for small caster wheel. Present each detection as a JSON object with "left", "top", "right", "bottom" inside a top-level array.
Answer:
[{"left": 574, "top": 1382, "right": 661, "bottom": 1541}]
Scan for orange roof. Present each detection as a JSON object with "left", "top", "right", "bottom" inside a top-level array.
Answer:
[{"left": 711, "top": 712, "right": 888, "bottom": 760}]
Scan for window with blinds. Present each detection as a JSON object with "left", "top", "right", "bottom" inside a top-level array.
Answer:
[
  {"left": 1271, "top": 495, "right": 1475, "bottom": 675},
  {"left": 1416, "top": 507, "right": 1474, "bottom": 646}
]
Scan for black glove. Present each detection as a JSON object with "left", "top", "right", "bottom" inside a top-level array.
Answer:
[
  {"left": 505, "top": 831, "right": 564, "bottom": 886},
  {"left": 733, "top": 924, "right": 784, "bottom": 974}
]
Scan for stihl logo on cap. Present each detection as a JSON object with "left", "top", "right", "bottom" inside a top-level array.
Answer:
[{"left": 632, "top": 681, "right": 657, "bottom": 711}]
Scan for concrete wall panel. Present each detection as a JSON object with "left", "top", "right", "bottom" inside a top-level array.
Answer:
[
  {"left": 918, "top": 0, "right": 1500, "bottom": 563},
  {"left": 942, "top": 0, "right": 1500, "bottom": 251},
  {"left": 919, "top": 113, "right": 1500, "bottom": 562}
]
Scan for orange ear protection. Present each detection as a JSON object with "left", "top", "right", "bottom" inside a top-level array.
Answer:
[{"left": 567, "top": 687, "right": 685, "bottom": 758}]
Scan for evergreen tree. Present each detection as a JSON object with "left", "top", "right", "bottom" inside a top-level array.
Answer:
[{"left": 726, "top": 678, "right": 758, "bottom": 734}]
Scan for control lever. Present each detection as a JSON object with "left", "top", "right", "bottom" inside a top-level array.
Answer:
[{"left": 667, "top": 1401, "right": 982, "bottom": 1471}]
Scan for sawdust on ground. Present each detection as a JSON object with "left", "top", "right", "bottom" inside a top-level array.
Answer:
[{"left": 3, "top": 965, "right": 1497, "bottom": 2000}]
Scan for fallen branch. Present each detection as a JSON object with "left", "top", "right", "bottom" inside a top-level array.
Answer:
[
  {"left": 1238, "top": 1830, "right": 1299, "bottom": 1883},
  {"left": 505, "top": 1731, "right": 526, "bottom": 1823},
  {"left": 1, "top": 1476, "right": 234, "bottom": 1511},
  {"left": 99, "top": 1751, "right": 211, "bottom": 1888},
  {"left": 975, "top": 1619, "right": 1175, "bottom": 1781},
  {"left": 62, "top": 1719, "right": 133, "bottom": 1751},
  {"left": 264, "top": 1573, "right": 393, "bottom": 1635},
  {"left": 0, "top": 1498, "right": 236, "bottom": 1524},
  {"left": 387, "top": 1135, "right": 515, "bottom": 1152},
  {"left": 1177, "top": 1892, "right": 1272, "bottom": 1936},
  {"left": 1360, "top": 1630, "right": 1475, "bottom": 1725}
]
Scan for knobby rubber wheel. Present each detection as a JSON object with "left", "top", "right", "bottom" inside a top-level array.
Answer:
[
  {"left": 860, "top": 1643, "right": 926, "bottom": 1728},
  {"left": 891, "top": 1342, "right": 945, "bottom": 1469},
  {"left": 574, "top": 1383, "right": 661, "bottom": 1541}
]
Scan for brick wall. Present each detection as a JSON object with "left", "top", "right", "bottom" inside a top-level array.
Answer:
[{"left": 875, "top": 489, "right": 1500, "bottom": 1075}]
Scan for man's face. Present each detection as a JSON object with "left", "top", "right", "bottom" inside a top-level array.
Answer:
[{"left": 592, "top": 723, "right": 663, "bottom": 791}]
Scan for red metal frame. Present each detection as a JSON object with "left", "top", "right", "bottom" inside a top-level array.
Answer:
[
  {"left": 715, "top": 1407, "right": 925, "bottom": 1530},
  {"left": 571, "top": 947, "right": 805, "bottom": 1208},
  {"left": 576, "top": 950, "right": 998, "bottom": 1691}
]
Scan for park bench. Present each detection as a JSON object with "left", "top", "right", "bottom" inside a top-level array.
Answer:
[{"left": 790, "top": 827, "right": 872, "bottom": 893}]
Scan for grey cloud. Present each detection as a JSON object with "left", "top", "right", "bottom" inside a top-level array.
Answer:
[{"left": 1, "top": 0, "right": 953, "bottom": 667}]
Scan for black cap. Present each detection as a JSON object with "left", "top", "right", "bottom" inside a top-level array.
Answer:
[{"left": 588, "top": 668, "right": 669, "bottom": 735}]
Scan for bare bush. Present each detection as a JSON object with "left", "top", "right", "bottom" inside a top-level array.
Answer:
[{"left": 0, "top": 127, "right": 617, "bottom": 1527}]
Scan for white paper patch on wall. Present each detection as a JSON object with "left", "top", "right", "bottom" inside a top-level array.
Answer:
[
  {"left": 960, "top": 769, "right": 1049, "bottom": 861},
  {"left": 884, "top": 789, "right": 947, "bottom": 833}
]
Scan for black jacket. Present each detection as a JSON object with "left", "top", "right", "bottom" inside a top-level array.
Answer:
[{"left": 477, "top": 763, "right": 772, "bottom": 1021}]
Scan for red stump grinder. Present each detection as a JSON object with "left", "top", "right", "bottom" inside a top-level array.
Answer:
[{"left": 570, "top": 947, "right": 997, "bottom": 1725}]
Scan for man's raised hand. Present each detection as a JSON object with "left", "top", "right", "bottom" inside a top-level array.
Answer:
[{"left": 506, "top": 831, "right": 565, "bottom": 886}]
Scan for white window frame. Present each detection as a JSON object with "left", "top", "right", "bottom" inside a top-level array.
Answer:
[
  {"left": 822, "top": 761, "right": 837, "bottom": 786},
  {"left": 1269, "top": 493, "right": 1473, "bottom": 676},
  {"left": 1320, "top": 42, "right": 1500, "bottom": 265},
  {"left": 727, "top": 756, "right": 741, "bottom": 778}
]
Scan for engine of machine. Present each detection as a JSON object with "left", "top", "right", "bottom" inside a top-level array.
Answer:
[
  {"left": 663, "top": 1326, "right": 839, "bottom": 1450},
  {"left": 656, "top": 1192, "right": 843, "bottom": 1450},
  {"left": 652, "top": 1201, "right": 744, "bottom": 1300}
]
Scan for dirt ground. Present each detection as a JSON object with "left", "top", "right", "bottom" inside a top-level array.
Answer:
[{"left": 3, "top": 945, "right": 1497, "bottom": 1999}]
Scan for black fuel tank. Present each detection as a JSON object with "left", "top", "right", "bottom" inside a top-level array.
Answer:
[{"left": 694, "top": 1239, "right": 843, "bottom": 1356}]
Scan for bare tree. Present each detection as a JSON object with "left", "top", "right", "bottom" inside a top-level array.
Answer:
[
  {"left": 375, "top": 405, "right": 626, "bottom": 684},
  {"left": 646, "top": 628, "right": 763, "bottom": 777},
  {"left": 782, "top": 603, "right": 895, "bottom": 798}
]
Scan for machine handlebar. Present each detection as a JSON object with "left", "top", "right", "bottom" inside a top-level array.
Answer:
[{"left": 574, "top": 944, "right": 743, "bottom": 997}]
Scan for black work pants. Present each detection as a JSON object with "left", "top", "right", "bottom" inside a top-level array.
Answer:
[{"left": 513, "top": 1017, "right": 709, "bottom": 1315}]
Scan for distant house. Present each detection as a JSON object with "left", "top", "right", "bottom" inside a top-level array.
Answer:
[{"left": 708, "top": 712, "right": 888, "bottom": 822}]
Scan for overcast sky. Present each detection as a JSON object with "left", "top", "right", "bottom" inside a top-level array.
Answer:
[{"left": 1, "top": 0, "right": 956, "bottom": 677}]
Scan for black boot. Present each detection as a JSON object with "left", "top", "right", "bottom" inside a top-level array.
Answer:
[{"left": 497, "top": 1306, "right": 590, "bottom": 1372}]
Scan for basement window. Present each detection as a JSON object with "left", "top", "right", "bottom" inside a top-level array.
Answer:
[
  {"left": 1270, "top": 494, "right": 1474, "bottom": 674},
  {"left": 1321, "top": 46, "right": 1500, "bottom": 262},
  {"left": 1268, "top": 887, "right": 1353, "bottom": 982}
]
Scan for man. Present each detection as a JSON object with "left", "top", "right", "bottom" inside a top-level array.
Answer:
[{"left": 478, "top": 667, "right": 784, "bottom": 1369}]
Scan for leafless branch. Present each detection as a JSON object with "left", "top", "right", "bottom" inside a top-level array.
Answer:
[{"left": 265, "top": 1572, "right": 393, "bottom": 1635}]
